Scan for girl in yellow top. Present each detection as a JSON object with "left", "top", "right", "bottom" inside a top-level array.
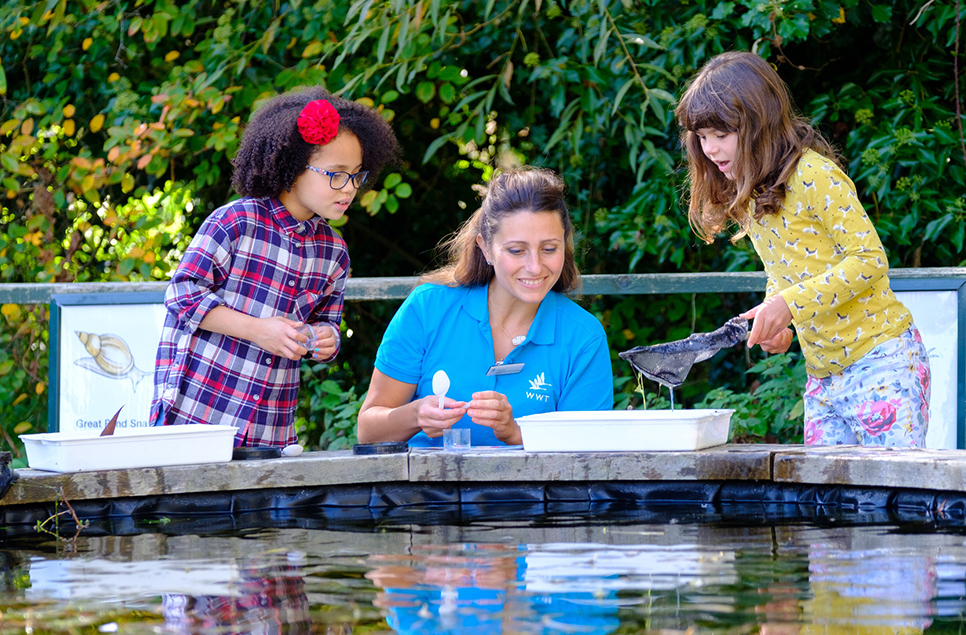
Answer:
[{"left": 675, "top": 51, "right": 930, "bottom": 447}]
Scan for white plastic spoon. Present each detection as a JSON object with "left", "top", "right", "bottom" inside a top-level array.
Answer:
[{"left": 432, "top": 370, "right": 450, "bottom": 410}]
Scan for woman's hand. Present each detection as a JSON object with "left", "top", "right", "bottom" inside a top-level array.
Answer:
[
  {"left": 740, "top": 295, "right": 793, "bottom": 350},
  {"left": 467, "top": 391, "right": 521, "bottom": 445},
  {"left": 413, "top": 395, "right": 468, "bottom": 438},
  {"left": 358, "top": 369, "right": 467, "bottom": 444}
]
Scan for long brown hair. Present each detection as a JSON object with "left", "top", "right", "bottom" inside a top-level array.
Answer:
[
  {"left": 420, "top": 167, "right": 580, "bottom": 293},
  {"left": 675, "top": 51, "right": 838, "bottom": 243}
]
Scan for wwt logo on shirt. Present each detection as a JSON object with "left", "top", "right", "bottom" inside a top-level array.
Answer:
[{"left": 527, "top": 373, "right": 551, "bottom": 402}]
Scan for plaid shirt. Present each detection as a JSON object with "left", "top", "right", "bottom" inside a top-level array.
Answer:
[{"left": 150, "top": 197, "right": 348, "bottom": 447}]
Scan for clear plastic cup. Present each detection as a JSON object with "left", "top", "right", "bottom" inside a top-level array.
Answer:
[
  {"left": 298, "top": 324, "right": 317, "bottom": 351},
  {"left": 443, "top": 427, "right": 470, "bottom": 451}
]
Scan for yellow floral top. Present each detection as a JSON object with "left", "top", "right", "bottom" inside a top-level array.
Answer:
[{"left": 747, "top": 149, "right": 911, "bottom": 378}]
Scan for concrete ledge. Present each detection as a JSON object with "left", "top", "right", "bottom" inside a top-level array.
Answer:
[
  {"left": 409, "top": 445, "right": 773, "bottom": 482},
  {"left": 2, "top": 450, "right": 408, "bottom": 505},
  {"left": 4, "top": 444, "right": 966, "bottom": 509},
  {"left": 773, "top": 446, "right": 966, "bottom": 490}
]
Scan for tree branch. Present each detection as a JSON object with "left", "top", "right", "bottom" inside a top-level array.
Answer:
[
  {"left": 954, "top": 0, "right": 966, "bottom": 168},
  {"left": 602, "top": 3, "right": 647, "bottom": 94}
]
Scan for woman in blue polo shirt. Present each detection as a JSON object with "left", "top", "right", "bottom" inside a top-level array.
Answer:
[{"left": 357, "top": 167, "right": 614, "bottom": 447}]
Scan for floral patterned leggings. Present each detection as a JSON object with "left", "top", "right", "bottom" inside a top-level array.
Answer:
[{"left": 803, "top": 327, "right": 931, "bottom": 447}]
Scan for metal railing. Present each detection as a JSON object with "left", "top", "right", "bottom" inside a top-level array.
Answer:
[{"left": 4, "top": 268, "right": 966, "bottom": 304}]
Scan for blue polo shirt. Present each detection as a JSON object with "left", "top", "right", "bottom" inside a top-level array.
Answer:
[
  {"left": 381, "top": 548, "right": 619, "bottom": 634},
  {"left": 375, "top": 283, "right": 614, "bottom": 447}
]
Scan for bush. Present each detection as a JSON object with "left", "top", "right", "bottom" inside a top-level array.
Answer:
[
  {"left": 2, "top": 0, "right": 963, "bottom": 449},
  {"left": 696, "top": 352, "right": 806, "bottom": 443}
]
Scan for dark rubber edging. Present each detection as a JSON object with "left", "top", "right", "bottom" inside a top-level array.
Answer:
[{"left": 3, "top": 480, "right": 966, "bottom": 539}]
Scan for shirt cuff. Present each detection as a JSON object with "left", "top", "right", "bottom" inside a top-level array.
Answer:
[
  {"left": 316, "top": 321, "right": 341, "bottom": 363},
  {"left": 184, "top": 294, "right": 226, "bottom": 333}
]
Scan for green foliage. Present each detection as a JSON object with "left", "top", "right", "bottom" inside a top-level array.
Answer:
[
  {"left": 613, "top": 374, "right": 674, "bottom": 412},
  {"left": 296, "top": 363, "right": 364, "bottom": 451},
  {"left": 0, "top": 0, "right": 963, "bottom": 450},
  {"left": 696, "top": 352, "right": 806, "bottom": 443},
  {"left": 0, "top": 303, "right": 46, "bottom": 465}
]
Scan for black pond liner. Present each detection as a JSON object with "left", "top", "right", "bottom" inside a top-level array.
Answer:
[{"left": 4, "top": 480, "right": 966, "bottom": 540}]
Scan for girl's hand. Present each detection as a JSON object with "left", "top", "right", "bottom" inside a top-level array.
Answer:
[
  {"left": 306, "top": 324, "right": 338, "bottom": 359},
  {"left": 252, "top": 316, "right": 310, "bottom": 360},
  {"left": 760, "top": 327, "right": 795, "bottom": 354},
  {"left": 467, "top": 391, "right": 521, "bottom": 445},
  {"left": 198, "top": 308, "right": 311, "bottom": 361},
  {"left": 740, "top": 296, "right": 793, "bottom": 349},
  {"left": 414, "top": 395, "right": 468, "bottom": 438}
]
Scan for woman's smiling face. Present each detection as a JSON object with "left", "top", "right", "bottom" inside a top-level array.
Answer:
[
  {"left": 695, "top": 127, "right": 739, "bottom": 179},
  {"left": 477, "top": 210, "right": 566, "bottom": 307}
]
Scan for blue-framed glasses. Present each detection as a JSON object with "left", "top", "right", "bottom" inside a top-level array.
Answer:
[{"left": 304, "top": 165, "right": 369, "bottom": 190}]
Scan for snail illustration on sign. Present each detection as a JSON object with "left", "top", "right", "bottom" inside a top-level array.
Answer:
[{"left": 74, "top": 331, "right": 149, "bottom": 390}]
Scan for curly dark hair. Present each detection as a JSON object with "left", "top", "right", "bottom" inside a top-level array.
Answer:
[{"left": 231, "top": 86, "right": 401, "bottom": 198}]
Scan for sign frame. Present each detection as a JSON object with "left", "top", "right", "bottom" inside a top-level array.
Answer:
[
  {"left": 891, "top": 276, "right": 966, "bottom": 449},
  {"left": 48, "top": 292, "right": 165, "bottom": 433}
]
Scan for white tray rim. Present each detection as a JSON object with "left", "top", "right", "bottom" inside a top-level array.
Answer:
[
  {"left": 20, "top": 424, "right": 238, "bottom": 446},
  {"left": 517, "top": 409, "right": 735, "bottom": 425}
]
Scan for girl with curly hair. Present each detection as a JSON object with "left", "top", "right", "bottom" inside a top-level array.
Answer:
[
  {"left": 676, "top": 51, "right": 929, "bottom": 447},
  {"left": 151, "top": 86, "right": 400, "bottom": 449}
]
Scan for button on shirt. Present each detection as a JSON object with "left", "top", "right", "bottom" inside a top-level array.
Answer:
[
  {"left": 375, "top": 283, "right": 614, "bottom": 447},
  {"left": 151, "top": 197, "right": 348, "bottom": 447}
]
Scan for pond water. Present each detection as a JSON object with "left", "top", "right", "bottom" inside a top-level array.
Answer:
[{"left": 1, "top": 504, "right": 965, "bottom": 634}]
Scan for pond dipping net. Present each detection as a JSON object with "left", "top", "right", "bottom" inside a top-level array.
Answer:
[{"left": 618, "top": 317, "right": 749, "bottom": 387}]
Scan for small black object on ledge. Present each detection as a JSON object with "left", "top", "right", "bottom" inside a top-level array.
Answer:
[
  {"left": 232, "top": 446, "right": 282, "bottom": 460},
  {"left": 352, "top": 442, "right": 408, "bottom": 455},
  {"left": 0, "top": 452, "right": 18, "bottom": 501}
]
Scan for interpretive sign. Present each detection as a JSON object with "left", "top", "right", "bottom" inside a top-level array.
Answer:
[
  {"left": 894, "top": 281, "right": 965, "bottom": 450},
  {"left": 48, "top": 293, "right": 165, "bottom": 434}
]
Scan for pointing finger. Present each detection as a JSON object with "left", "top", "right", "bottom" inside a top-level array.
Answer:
[{"left": 739, "top": 305, "right": 761, "bottom": 320}]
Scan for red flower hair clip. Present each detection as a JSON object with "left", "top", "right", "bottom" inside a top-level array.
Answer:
[{"left": 297, "top": 99, "right": 340, "bottom": 145}]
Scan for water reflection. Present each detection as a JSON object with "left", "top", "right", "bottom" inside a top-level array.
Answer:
[
  {"left": 0, "top": 513, "right": 963, "bottom": 633},
  {"left": 161, "top": 553, "right": 310, "bottom": 635},
  {"left": 367, "top": 543, "right": 621, "bottom": 634},
  {"left": 799, "top": 530, "right": 938, "bottom": 634}
]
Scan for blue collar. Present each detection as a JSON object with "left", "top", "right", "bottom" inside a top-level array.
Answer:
[{"left": 463, "top": 283, "right": 558, "bottom": 346}]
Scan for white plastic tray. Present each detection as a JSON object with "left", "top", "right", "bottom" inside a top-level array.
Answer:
[
  {"left": 516, "top": 409, "right": 734, "bottom": 452},
  {"left": 20, "top": 424, "right": 237, "bottom": 472}
]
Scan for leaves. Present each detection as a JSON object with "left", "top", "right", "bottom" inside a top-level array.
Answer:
[
  {"left": 415, "top": 81, "right": 436, "bottom": 103},
  {"left": 0, "top": 154, "right": 18, "bottom": 174},
  {"left": 0, "top": 0, "right": 963, "bottom": 448}
]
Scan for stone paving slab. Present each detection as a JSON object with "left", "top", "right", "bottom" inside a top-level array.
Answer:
[
  {"left": 1, "top": 450, "right": 408, "bottom": 506},
  {"left": 408, "top": 445, "right": 773, "bottom": 482},
  {"left": 773, "top": 446, "right": 966, "bottom": 490}
]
